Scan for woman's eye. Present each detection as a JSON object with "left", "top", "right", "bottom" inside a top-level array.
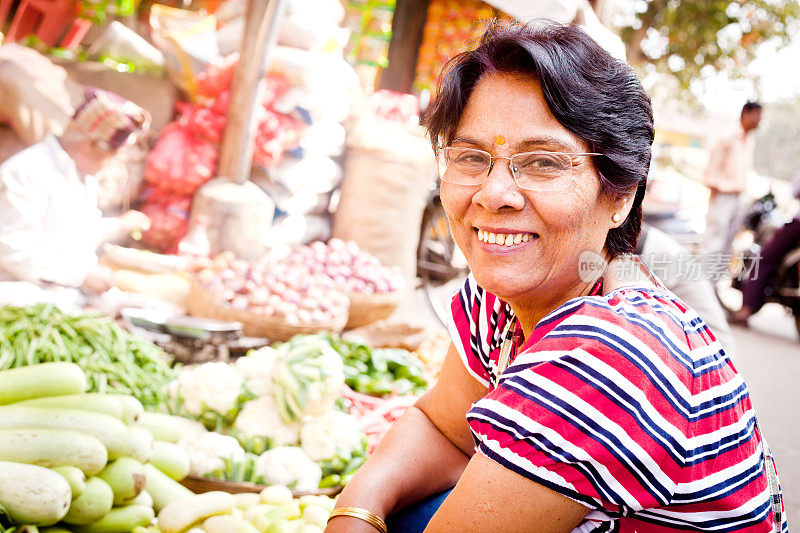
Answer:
[
  {"left": 517, "top": 155, "right": 564, "bottom": 170},
  {"left": 455, "top": 153, "right": 488, "bottom": 164}
]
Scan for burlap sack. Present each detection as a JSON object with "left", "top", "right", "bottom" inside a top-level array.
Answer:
[{"left": 333, "top": 118, "right": 436, "bottom": 289}]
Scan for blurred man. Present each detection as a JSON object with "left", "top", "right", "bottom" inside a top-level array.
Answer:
[
  {"left": 701, "top": 101, "right": 762, "bottom": 273},
  {"left": 0, "top": 87, "right": 151, "bottom": 295}
]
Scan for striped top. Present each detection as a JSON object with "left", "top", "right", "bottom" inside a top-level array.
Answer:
[{"left": 449, "top": 274, "right": 787, "bottom": 532}]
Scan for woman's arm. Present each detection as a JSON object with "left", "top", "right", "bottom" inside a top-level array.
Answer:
[
  {"left": 424, "top": 452, "right": 591, "bottom": 532},
  {"left": 325, "top": 343, "right": 487, "bottom": 532}
]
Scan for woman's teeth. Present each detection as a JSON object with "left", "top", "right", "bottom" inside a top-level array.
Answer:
[{"left": 477, "top": 230, "right": 536, "bottom": 246}]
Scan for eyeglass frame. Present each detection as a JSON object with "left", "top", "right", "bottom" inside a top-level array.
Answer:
[{"left": 436, "top": 145, "right": 603, "bottom": 191}]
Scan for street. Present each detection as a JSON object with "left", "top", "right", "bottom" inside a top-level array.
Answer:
[{"left": 729, "top": 304, "right": 800, "bottom": 525}]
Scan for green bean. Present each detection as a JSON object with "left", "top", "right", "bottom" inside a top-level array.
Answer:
[{"left": 0, "top": 304, "right": 176, "bottom": 407}]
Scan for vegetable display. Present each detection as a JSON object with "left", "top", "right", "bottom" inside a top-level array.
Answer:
[
  {"left": 144, "top": 485, "right": 335, "bottom": 533},
  {"left": 328, "top": 336, "right": 428, "bottom": 396},
  {"left": 0, "top": 362, "right": 192, "bottom": 532},
  {"left": 191, "top": 239, "right": 404, "bottom": 329},
  {"left": 166, "top": 335, "right": 381, "bottom": 490},
  {"left": 0, "top": 305, "right": 176, "bottom": 409},
  {"left": 193, "top": 251, "right": 350, "bottom": 326},
  {"left": 279, "top": 239, "right": 405, "bottom": 295}
]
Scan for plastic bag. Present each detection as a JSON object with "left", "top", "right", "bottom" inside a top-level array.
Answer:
[
  {"left": 149, "top": 5, "right": 221, "bottom": 101},
  {"left": 138, "top": 187, "right": 193, "bottom": 253},
  {"left": 86, "top": 21, "right": 165, "bottom": 72},
  {"left": 144, "top": 121, "right": 218, "bottom": 196}
]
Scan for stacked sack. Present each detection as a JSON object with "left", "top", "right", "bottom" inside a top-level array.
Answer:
[
  {"left": 239, "top": 0, "right": 359, "bottom": 246},
  {"left": 140, "top": 0, "right": 359, "bottom": 252}
]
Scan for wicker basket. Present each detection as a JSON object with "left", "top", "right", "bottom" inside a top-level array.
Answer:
[
  {"left": 187, "top": 282, "right": 348, "bottom": 342},
  {"left": 180, "top": 476, "right": 341, "bottom": 497},
  {"left": 345, "top": 290, "right": 404, "bottom": 330},
  {"left": 344, "top": 320, "right": 427, "bottom": 351}
]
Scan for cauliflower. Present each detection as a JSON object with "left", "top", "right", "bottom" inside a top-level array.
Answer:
[
  {"left": 273, "top": 336, "right": 345, "bottom": 421},
  {"left": 300, "top": 410, "right": 363, "bottom": 462},
  {"left": 168, "top": 362, "right": 246, "bottom": 417},
  {"left": 178, "top": 431, "right": 246, "bottom": 477},
  {"left": 235, "top": 396, "right": 301, "bottom": 447},
  {"left": 235, "top": 346, "right": 279, "bottom": 398},
  {"left": 255, "top": 446, "right": 322, "bottom": 491}
]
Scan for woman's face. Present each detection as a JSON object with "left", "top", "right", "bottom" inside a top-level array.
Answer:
[{"left": 440, "top": 73, "right": 626, "bottom": 307}]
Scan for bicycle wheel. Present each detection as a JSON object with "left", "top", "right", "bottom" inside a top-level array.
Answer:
[{"left": 416, "top": 201, "right": 469, "bottom": 326}]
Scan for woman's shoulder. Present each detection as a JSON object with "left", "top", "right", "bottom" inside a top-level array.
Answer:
[{"left": 527, "top": 285, "right": 726, "bottom": 371}]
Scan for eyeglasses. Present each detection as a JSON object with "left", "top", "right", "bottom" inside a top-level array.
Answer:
[{"left": 437, "top": 146, "right": 602, "bottom": 191}]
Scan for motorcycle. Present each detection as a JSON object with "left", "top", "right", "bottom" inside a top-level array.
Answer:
[{"left": 715, "top": 192, "right": 800, "bottom": 337}]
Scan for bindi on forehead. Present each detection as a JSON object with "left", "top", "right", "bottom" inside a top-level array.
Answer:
[{"left": 493, "top": 135, "right": 506, "bottom": 145}]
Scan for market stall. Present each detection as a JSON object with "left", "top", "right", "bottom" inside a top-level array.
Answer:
[
  {"left": 0, "top": 1, "right": 457, "bottom": 529},
  {"left": 0, "top": 301, "right": 447, "bottom": 531}
]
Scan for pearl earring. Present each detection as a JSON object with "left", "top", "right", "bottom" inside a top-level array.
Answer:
[{"left": 612, "top": 213, "right": 622, "bottom": 223}]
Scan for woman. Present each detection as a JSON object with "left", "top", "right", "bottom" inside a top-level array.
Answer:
[{"left": 326, "top": 22, "right": 785, "bottom": 533}]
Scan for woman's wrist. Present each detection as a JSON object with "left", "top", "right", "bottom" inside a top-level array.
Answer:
[
  {"left": 332, "top": 467, "right": 396, "bottom": 519},
  {"left": 328, "top": 507, "right": 387, "bottom": 533}
]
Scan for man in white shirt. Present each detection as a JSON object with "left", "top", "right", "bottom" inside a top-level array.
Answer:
[
  {"left": 0, "top": 87, "right": 151, "bottom": 295},
  {"left": 701, "top": 101, "right": 762, "bottom": 273}
]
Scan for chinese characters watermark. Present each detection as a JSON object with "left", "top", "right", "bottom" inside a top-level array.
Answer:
[{"left": 578, "top": 251, "right": 762, "bottom": 283}]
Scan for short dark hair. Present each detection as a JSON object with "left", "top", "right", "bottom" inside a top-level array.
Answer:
[
  {"left": 742, "top": 101, "right": 762, "bottom": 114},
  {"left": 422, "top": 21, "right": 654, "bottom": 258}
]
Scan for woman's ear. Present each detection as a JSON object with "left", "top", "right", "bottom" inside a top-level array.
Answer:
[{"left": 612, "top": 192, "right": 636, "bottom": 227}]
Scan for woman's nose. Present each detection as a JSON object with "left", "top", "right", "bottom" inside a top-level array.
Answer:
[{"left": 473, "top": 158, "right": 525, "bottom": 211}]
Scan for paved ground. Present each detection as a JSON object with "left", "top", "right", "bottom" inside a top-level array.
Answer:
[
  {"left": 396, "top": 284, "right": 800, "bottom": 524},
  {"left": 728, "top": 305, "right": 800, "bottom": 525}
]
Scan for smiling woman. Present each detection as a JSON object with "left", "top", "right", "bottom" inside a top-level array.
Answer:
[{"left": 325, "top": 21, "right": 787, "bottom": 533}]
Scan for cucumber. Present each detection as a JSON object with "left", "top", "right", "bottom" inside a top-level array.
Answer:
[
  {"left": 72, "top": 504, "right": 155, "bottom": 533},
  {"left": 150, "top": 441, "right": 191, "bottom": 481},
  {"left": 123, "top": 426, "right": 154, "bottom": 464},
  {"left": 232, "top": 492, "right": 261, "bottom": 509},
  {"left": 203, "top": 515, "right": 260, "bottom": 533},
  {"left": 0, "top": 406, "right": 129, "bottom": 459},
  {"left": 107, "top": 394, "right": 144, "bottom": 425},
  {"left": 142, "top": 463, "right": 193, "bottom": 512},
  {"left": 0, "top": 362, "right": 87, "bottom": 405},
  {"left": 157, "top": 491, "right": 236, "bottom": 533},
  {"left": 0, "top": 461, "right": 72, "bottom": 525},
  {"left": 97, "top": 457, "right": 145, "bottom": 506},
  {"left": 62, "top": 477, "right": 114, "bottom": 525},
  {"left": 14, "top": 394, "right": 123, "bottom": 420},
  {"left": 126, "top": 489, "right": 154, "bottom": 508},
  {"left": 0, "top": 428, "right": 108, "bottom": 476},
  {"left": 136, "top": 412, "right": 206, "bottom": 444},
  {"left": 52, "top": 465, "right": 87, "bottom": 498}
]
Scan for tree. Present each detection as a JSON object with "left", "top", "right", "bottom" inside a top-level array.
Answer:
[{"left": 617, "top": 0, "right": 800, "bottom": 90}]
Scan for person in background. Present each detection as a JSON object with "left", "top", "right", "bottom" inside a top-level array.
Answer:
[
  {"left": 700, "top": 101, "right": 762, "bottom": 273},
  {"left": 0, "top": 87, "right": 151, "bottom": 295},
  {"left": 729, "top": 169, "right": 800, "bottom": 326}
]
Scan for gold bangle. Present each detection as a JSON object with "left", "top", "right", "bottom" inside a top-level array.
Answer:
[{"left": 328, "top": 506, "right": 388, "bottom": 533}]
